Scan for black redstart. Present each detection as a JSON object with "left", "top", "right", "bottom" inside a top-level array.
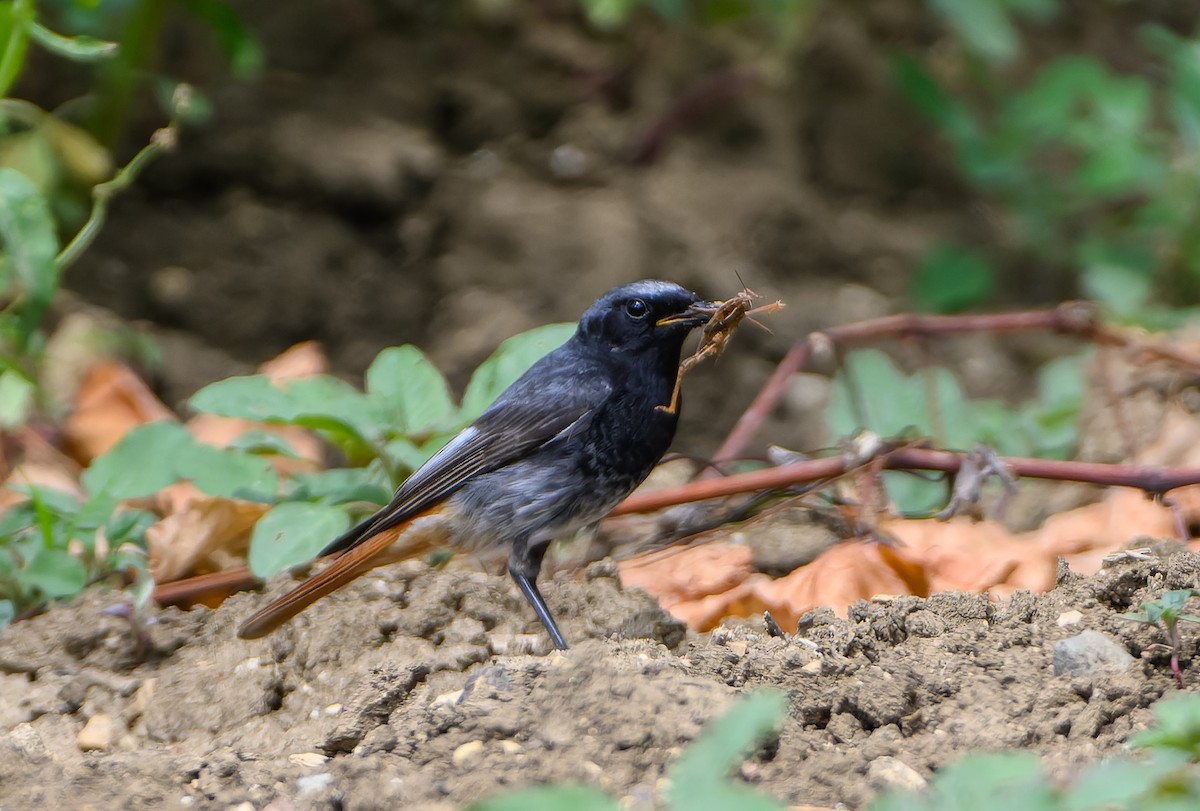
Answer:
[{"left": 238, "top": 280, "right": 717, "bottom": 649}]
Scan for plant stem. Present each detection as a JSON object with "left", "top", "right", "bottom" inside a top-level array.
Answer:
[{"left": 56, "top": 124, "right": 177, "bottom": 273}]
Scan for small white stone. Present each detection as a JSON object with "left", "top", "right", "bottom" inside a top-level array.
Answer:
[
  {"left": 296, "top": 773, "right": 333, "bottom": 796},
  {"left": 433, "top": 689, "right": 464, "bottom": 708},
  {"left": 452, "top": 740, "right": 485, "bottom": 767},
  {"left": 288, "top": 752, "right": 328, "bottom": 768},
  {"left": 1056, "top": 610, "right": 1084, "bottom": 627},
  {"left": 76, "top": 714, "right": 116, "bottom": 751}
]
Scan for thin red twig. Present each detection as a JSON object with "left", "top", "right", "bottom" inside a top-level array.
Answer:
[
  {"left": 713, "top": 302, "right": 1200, "bottom": 463},
  {"left": 614, "top": 446, "right": 1200, "bottom": 516}
]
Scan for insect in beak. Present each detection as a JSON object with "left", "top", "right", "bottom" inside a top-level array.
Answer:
[{"left": 655, "top": 300, "right": 721, "bottom": 328}]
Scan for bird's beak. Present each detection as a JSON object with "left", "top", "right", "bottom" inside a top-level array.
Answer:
[{"left": 656, "top": 300, "right": 720, "bottom": 329}]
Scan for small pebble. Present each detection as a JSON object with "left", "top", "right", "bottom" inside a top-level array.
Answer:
[
  {"left": 76, "top": 713, "right": 116, "bottom": 752},
  {"left": 1056, "top": 610, "right": 1083, "bottom": 627},
  {"left": 452, "top": 740, "right": 485, "bottom": 767},
  {"left": 1053, "top": 631, "right": 1135, "bottom": 677},
  {"left": 288, "top": 752, "right": 328, "bottom": 768},
  {"left": 295, "top": 773, "right": 333, "bottom": 796},
  {"left": 867, "top": 756, "right": 926, "bottom": 793}
]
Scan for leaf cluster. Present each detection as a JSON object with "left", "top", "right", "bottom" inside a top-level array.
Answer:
[
  {"left": 187, "top": 324, "right": 575, "bottom": 578},
  {"left": 0, "top": 323, "right": 575, "bottom": 626},
  {"left": 823, "top": 348, "right": 1083, "bottom": 514}
]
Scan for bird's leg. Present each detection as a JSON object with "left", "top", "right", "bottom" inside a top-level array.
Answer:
[{"left": 508, "top": 543, "right": 568, "bottom": 650}]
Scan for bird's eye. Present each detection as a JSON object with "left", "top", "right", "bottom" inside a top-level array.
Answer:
[{"left": 624, "top": 298, "right": 649, "bottom": 319}]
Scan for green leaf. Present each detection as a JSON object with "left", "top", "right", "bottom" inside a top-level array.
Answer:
[
  {"left": 1081, "top": 260, "right": 1153, "bottom": 316},
  {"left": 81, "top": 420, "right": 277, "bottom": 503},
  {"left": 0, "top": 599, "right": 13, "bottom": 629},
  {"left": 666, "top": 691, "right": 788, "bottom": 811},
  {"left": 186, "top": 443, "right": 278, "bottom": 501},
  {"left": 0, "top": 167, "right": 59, "bottom": 342},
  {"left": 288, "top": 467, "right": 391, "bottom": 507},
  {"left": 826, "top": 350, "right": 979, "bottom": 448},
  {"left": 578, "top": 0, "right": 642, "bottom": 30},
  {"left": 469, "top": 785, "right": 619, "bottom": 811},
  {"left": 190, "top": 374, "right": 382, "bottom": 447},
  {"left": 29, "top": 22, "right": 118, "bottom": 61},
  {"left": 0, "top": 2, "right": 32, "bottom": 97},
  {"left": 0, "top": 127, "right": 61, "bottom": 193},
  {"left": 0, "top": 368, "right": 34, "bottom": 428},
  {"left": 924, "top": 752, "right": 1053, "bottom": 811},
  {"left": 461, "top": 323, "right": 574, "bottom": 420},
  {"left": 1005, "top": 57, "right": 1104, "bottom": 140},
  {"left": 928, "top": 0, "right": 1020, "bottom": 64},
  {"left": 9, "top": 484, "right": 82, "bottom": 519},
  {"left": 227, "top": 429, "right": 303, "bottom": 458},
  {"left": 248, "top": 502, "right": 351, "bottom": 578},
  {"left": 892, "top": 56, "right": 981, "bottom": 145},
  {"left": 81, "top": 421, "right": 190, "bottom": 500},
  {"left": 366, "top": 345, "right": 457, "bottom": 436},
  {"left": 910, "top": 245, "right": 996, "bottom": 313},
  {"left": 1066, "top": 750, "right": 1190, "bottom": 811},
  {"left": 825, "top": 349, "right": 1082, "bottom": 512},
  {"left": 21, "top": 547, "right": 87, "bottom": 599},
  {"left": 105, "top": 508, "right": 157, "bottom": 546}
]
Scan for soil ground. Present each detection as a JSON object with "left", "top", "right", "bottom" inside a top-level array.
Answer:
[{"left": 2, "top": 551, "right": 1197, "bottom": 810}]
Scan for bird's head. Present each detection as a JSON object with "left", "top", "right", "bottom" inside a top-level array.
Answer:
[{"left": 575, "top": 280, "right": 717, "bottom": 356}]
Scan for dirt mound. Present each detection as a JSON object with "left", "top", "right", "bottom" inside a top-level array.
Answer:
[{"left": 2, "top": 548, "right": 1196, "bottom": 810}]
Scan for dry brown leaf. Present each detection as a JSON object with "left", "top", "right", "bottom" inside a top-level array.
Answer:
[
  {"left": 665, "top": 574, "right": 773, "bottom": 632},
  {"left": 633, "top": 483, "right": 1200, "bottom": 633},
  {"left": 0, "top": 427, "right": 84, "bottom": 514},
  {"left": 147, "top": 493, "right": 268, "bottom": 583},
  {"left": 64, "top": 362, "right": 176, "bottom": 464},
  {"left": 725, "top": 541, "right": 928, "bottom": 632}
]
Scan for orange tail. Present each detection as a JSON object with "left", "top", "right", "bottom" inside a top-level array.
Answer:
[{"left": 237, "top": 510, "right": 448, "bottom": 639}]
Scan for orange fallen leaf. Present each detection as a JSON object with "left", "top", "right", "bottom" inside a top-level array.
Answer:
[
  {"left": 0, "top": 427, "right": 84, "bottom": 513},
  {"left": 63, "top": 362, "right": 176, "bottom": 464},
  {"left": 619, "top": 543, "right": 754, "bottom": 606},
  {"left": 260, "top": 340, "right": 328, "bottom": 380}
]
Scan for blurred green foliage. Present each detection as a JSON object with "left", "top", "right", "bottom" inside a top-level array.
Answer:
[
  {"left": 190, "top": 323, "right": 576, "bottom": 578},
  {"left": 902, "top": 0, "right": 1200, "bottom": 321},
  {"left": 0, "top": 0, "right": 258, "bottom": 625},
  {"left": 0, "top": 323, "right": 576, "bottom": 624},
  {"left": 873, "top": 694, "right": 1200, "bottom": 811},
  {"left": 578, "top": 0, "right": 809, "bottom": 30},
  {"left": 0, "top": 0, "right": 258, "bottom": 428},
  {"left": 824, "top": 348, "right": 1084, "bottom": 514}
]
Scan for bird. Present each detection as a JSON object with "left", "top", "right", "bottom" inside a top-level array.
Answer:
[{"left": 237, "top": 280, "right": 718, "bottom": 650}]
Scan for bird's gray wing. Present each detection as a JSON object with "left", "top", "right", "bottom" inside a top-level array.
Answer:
[{"left": 321, "top": 357, "right": 611, "bottom": 555}]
